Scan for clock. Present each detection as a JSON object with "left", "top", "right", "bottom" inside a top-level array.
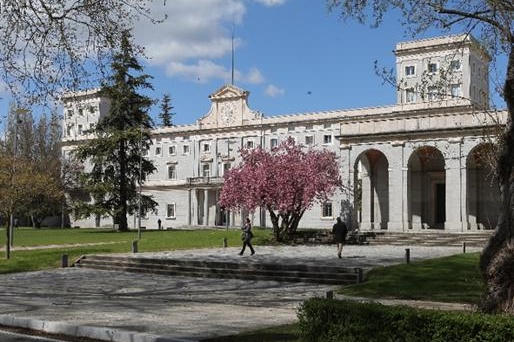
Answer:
[{"left": 219, "top": 101, "right": 237, "bottom": 126}]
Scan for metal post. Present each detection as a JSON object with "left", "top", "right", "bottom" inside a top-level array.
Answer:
[
  {"left": 61, "top": 254, "right": 69, "bottom": 268},
  {"left": 405, "top": 248, "right": 411, "bottom": 264},
  {"left": 137, "top": 124, "right": 143, "bottom": 240},
  {"left": 462, "top": 242, "right": 467, "bottom": 254}
]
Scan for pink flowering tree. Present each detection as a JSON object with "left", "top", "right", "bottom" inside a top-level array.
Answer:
[{"left": 219, "top": 138, "right": 342, "bottom": 242}]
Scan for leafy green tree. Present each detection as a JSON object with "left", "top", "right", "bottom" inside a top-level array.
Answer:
[
  {"left": 327, "top": 0, "right": 514, "bottom": 313},
  {"left": 73, "top": 31, "right": 157, "bottom": 232},
  {"left": 3, "top": 105, "right": 65, "bottom": 229},
  {"left": 158, "top": 93, "right": 175, "bottom": 127}
]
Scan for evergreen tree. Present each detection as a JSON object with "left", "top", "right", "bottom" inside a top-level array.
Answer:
[
  {"left": 73, "top": 31, "right": 157, "bottom": 231},
  {"left": 158, "top": 93, "right": 175, "bottom": 127}
]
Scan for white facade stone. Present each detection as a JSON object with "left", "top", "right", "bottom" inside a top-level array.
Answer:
[{"left": 62, "top": 34, "right": 506, "bottom": 233}]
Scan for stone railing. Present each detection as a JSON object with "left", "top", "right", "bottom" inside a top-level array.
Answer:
[{"left": 186, "top": 176, "right": 224, "bottom": 186}]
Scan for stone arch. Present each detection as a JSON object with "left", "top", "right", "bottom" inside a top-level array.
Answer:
[
  {"left": 354, "top": 149, "right": 389, "bottom": 230},
  {"left": 408, "top": 146, "right": 446, "bottom": 229},
  {"left": 466, "top": 143, "right": 500, "bottom": 230}
]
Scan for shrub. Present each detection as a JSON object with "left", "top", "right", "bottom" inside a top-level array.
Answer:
[{"left": 297, "top": 298, "right": 514, "bottom": 342}]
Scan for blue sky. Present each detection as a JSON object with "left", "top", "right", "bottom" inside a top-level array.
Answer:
[{"left": 1, "top": 0, "right": 508, "bottom": 126}]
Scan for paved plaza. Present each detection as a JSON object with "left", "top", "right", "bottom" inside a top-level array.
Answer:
[{"left": 0, "top": 244, "right": 481, "bottom": 342}]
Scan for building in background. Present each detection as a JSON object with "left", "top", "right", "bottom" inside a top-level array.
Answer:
[{"left": 61, "top": 34, "right": 504, "bottom": 232}]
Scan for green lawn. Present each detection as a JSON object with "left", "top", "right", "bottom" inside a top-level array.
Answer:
[
  {"left": 0, "top": 227, "right": 272, "bottom": 274},
  {"left": 339, "top": 252, "right": 484, "bottom": 304}
]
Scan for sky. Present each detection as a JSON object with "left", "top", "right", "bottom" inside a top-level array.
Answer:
[{"left": 1, "top": 0, "right": 509, "bottom": 126}]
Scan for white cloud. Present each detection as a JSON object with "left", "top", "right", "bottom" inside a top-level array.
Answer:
[
  {"left": 132, "top": 0, "right": 287, "bottom": 85},
  {"left": 245, "top": 67, "right": 265, "bottom": 84},
  {"left": 254, "top": 0, "right": 288, "bottom": 6},
  {"left": 134, "top": 0, "right": 245, "bottom": 65},
  {"left": 265, "top": 84, "right": 285, "bottom": 97},
  {"left": 165, "top": 60, "right": 230, "bottom": 83}
]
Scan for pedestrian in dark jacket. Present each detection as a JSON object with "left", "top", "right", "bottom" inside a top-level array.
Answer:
[
  {"left": 239, "top": 218, "right": 255, "bottom": 256},
  {"left": 332, "top": 217, "right": 348, "bottom": 259}
]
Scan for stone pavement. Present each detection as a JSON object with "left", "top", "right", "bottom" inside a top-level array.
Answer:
[{"left": 0, "top": 244, "right": 481, "bottom": 342}]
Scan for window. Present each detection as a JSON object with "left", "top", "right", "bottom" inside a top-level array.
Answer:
[
  {"left": 67, "top": 125, "right": 73, "bottom": 137},
  {"left": 322, "top": 203, "right": 333, "bottom": 218},
  {"left": 427, "top": 86, "right": 439, "bottom": 101},
  {"left": 288, "top": 126, "right": 295, "bottom": 132},
  {"left": 202, "top": 142, "right": 210, "bottom": 153},
  {"left": 67, "top": 109, "right": 73, "bottom": 118},
  {"left": 323, "top": 123, "right": 331, "bottom": 129},
  {"left": 167, "top": 165, "right": 176, "bottom": 180},
  {"left": 246, "top": 140, "right": 254, "bottom": 149},
  {"left": 202, "top": 164, "right": 210, "bottom": 177},
  {"left": 182, "top": 145, "right": 190, "bottom": 155},
  {"left": 450, "top": 60, "right": 461, "bottom": 71},
  {"left": 78, "top": 108, "right": 84, "bottom": 116},
  {"left": 406, "top": 88, "right": 416, "bottom": 103},
  {"left": 169, "top": 146, "right": 176, "bottom": 155},
  {"left": 305, "top": 135, "right": 314, "bottom": 146},
  {"left": 305, "top": 124, "right": 313, "bottom": 131},
  {"left": 428, "top": 63, "right": 438, "bottom": 73},
  {"left": 155, "top": 146, "right": 162, "bottom": 156},
  {"left": 270, "top": 138, "right": 278, "bottom": 148},
  {"left": 450, "top": 84, "right": 462, "bottom": 98},
  {"left": 77, "top": 124, "right": 83, "bottom": 135},
  {"left": 89, "top": 123, "right": 95, "bottom": 131},
  {"left": 405, "top": 65, "right": 415, "bottom": 77},
  {"left": 89, "top": 106, "right": 95, "bottom": 114},
  {"left": 223, "top": 162, "right": 231, "bottom": 175},
  {"left": 166, "top": 203, "right": 176, "bottom": 218},
  {"left": 323, "top": 135, "right": 332, "bottom": 145}
]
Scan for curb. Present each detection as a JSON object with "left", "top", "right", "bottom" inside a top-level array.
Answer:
[{"left": 0, "top": 314, "right": 197, "bottom": 342}]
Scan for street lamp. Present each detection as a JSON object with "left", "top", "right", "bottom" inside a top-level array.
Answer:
[{"left": 137, "top": 124, "right": 143, "bottom": 240}]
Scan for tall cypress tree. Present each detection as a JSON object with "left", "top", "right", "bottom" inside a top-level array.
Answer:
[
  {"left": 158, "top": 93, "right": 175, "bottom": 127},
  {"left": 73, "top": 31, "right": 157, "bottom": 231}
]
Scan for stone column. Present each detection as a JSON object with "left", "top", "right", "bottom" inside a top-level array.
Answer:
[
  {"left": 187, "top": 189, "right": 192, "bottom": 226},
  {"left": 203, "top": 189, "right": 209, "bottom": 226},
  {"left": 339, "top": 145, "right": 353, "bottom": 228},
  {"left": 388, "top": 141, "right": 405, "bottom": 231},
  {"left": 445, "top": 138, "right": 463, "bottom": 231},
  {"left": 360, "top": 160, "right": 373, "bottom": 230},
  {"left": 191, "top": 189, "right": 198, "bottom": 226}
]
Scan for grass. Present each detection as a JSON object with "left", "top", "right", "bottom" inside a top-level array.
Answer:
[
  {"left": 202, "top": 324, "right": 299, "bottom": 342},
  {"left": 0, "top": 227, "right": 273, "bottom": 274},
  {"left": 339, "top": 252, "right": 484, "bottom": 304}
]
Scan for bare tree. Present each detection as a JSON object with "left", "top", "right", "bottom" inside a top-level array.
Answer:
[
  {"left": 327, "top": 0, "right": 514, "bottom": 313},
  {"left": 0, "top": 0, "right": 165, "bottom": 104}
]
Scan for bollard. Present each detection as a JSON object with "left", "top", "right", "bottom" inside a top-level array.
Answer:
[
  {"left": 462, "top": 242, "right": 467, "bottom": 254},
  {"left": 405, "top": 248, "right": 410, "bottom": 264},
  {"left": 61, "top": 254, "right": 68, "bottom": 268},
  {"left": 355, "top": 268, "right": 363, "bottom": 283},
  {"left": 132, "top": 240, "right": 138, "bottom": 253},
  {"left": 223, "top": 237, "right": 228, "bottom": 248},
  {"left": 326, "top": 290, "right": 334, "bottom": 299}
]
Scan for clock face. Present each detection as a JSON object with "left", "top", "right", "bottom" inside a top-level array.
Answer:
[{"left": 219, "top": 101, "right": 236, "bottom": 126}]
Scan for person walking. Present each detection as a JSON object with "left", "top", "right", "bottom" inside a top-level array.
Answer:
[
  {"left": 332, "top": 217, "right": 348, "bottom": 259},
  {"left": 239, "top": 218, "right": 255, "bottom": 256}
]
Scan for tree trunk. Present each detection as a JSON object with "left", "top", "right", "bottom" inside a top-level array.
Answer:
[
  {"left": 118, "top": 139, "right": 128, "bottom": 231},
  {"left": 479, "top": 43, "right": 514, "bottom": 313}
]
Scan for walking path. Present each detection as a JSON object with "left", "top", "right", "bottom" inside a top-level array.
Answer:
[{"left": 0, "top": 244, "right": 480, "bottom": 342}]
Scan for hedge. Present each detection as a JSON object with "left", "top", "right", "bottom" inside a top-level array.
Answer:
[{"left": 297, "top": 298, "right": 514, "bottom": 342}]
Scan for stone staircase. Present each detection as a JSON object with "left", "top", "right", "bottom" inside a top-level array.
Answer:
[
  {"left": 363, "top": 231, "right": 492, "bottom": 247},
  {"left": 73, "top": 254, "right": 363, "bottom": 285}
]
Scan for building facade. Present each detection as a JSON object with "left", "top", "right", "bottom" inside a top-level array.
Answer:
[{"left": 61, "top": 34, "right": 505, "bottom": 233}]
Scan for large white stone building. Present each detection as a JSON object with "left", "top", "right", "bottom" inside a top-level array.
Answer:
[{"left": 61, "top": 34, "right": 505, "bottom": 233}]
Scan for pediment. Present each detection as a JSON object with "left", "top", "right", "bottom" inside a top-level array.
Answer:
[
  {"left": 198, "top": 84, "right": 263, "bottom": 129},
  {"left": 209, "top": 84, "right": 248, "bottom": 101}
]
